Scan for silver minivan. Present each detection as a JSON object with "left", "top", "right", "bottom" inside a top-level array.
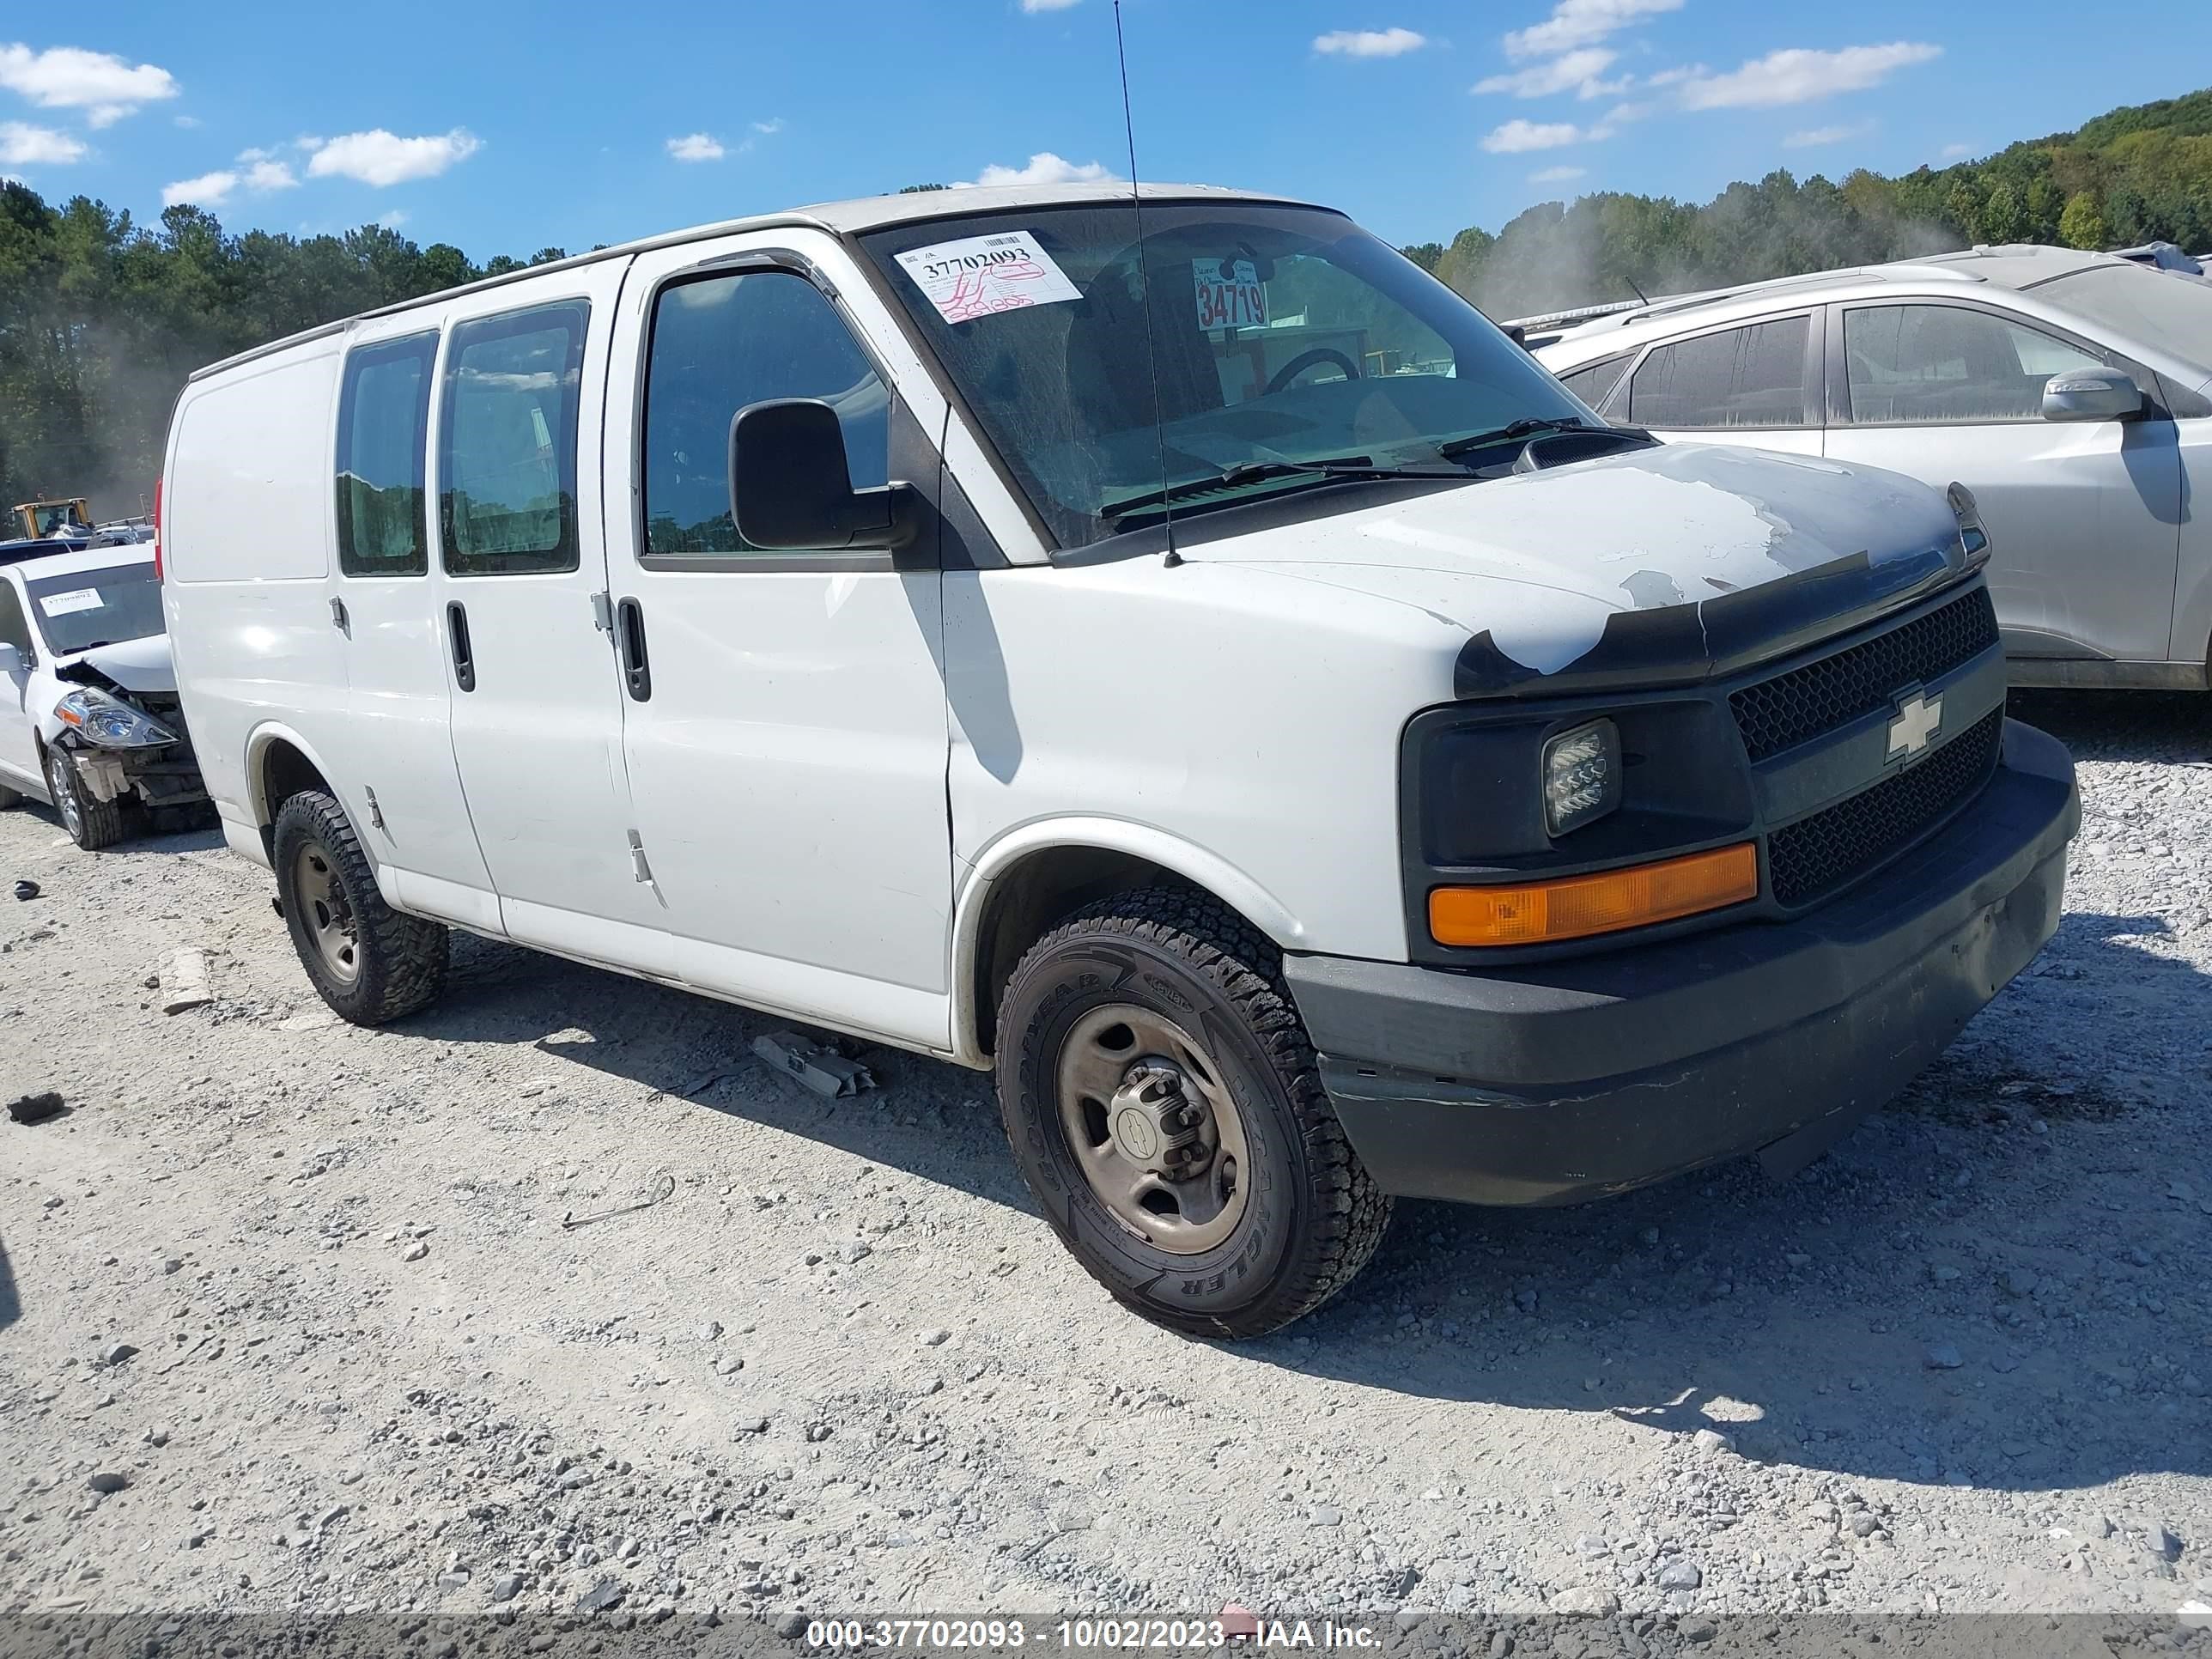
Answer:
[{"left": 1534, "top": 246, "right": 2212, "bottom": 690}]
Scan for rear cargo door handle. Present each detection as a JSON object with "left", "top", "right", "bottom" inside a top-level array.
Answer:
[
  {"left": 447, "top": 601, "right": 476, "bottom": 693},
  {"left": 616, "top": 597, "right": 651, "bottom": 702}
]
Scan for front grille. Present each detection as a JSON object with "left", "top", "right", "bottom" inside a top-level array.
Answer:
[
  {"left": 1767, "top": 708, "right": 2002, "bottom": 908},
  {"left": 1731, "top": 586, "right": 1999, "bottom": 763}
]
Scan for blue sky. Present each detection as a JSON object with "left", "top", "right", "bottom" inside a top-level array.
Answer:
[{"left": 3, "top": 0, "right": 2209, "bottom": 258}]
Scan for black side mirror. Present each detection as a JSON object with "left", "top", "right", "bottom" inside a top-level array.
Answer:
[{"left": 728, "top": 398, "right": 919, "bottom": 552}]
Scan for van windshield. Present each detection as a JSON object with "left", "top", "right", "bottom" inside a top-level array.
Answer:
[
  {"left": 25, "top": 562, "right": 162, "bottom": 655},
  {"left": 860, "top": 202, "right": 1589, "bottom": 549}
]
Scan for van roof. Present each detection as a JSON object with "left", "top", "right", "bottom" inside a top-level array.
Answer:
[{"left": 188, "top": 183, "right": 1325, "bottom": 383}]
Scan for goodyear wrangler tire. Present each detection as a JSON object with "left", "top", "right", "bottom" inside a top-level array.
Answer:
[
  {"left": 272, "top": 790, "right": 447, "bottom": 1025},
  {"left": 994, "top": 885, "right": 1390, "bottom": 1339}
]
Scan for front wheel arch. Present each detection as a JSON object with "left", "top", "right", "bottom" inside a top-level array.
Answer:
[{"left": 950, "top": 821, "right": 1309, "bottom": 1066}]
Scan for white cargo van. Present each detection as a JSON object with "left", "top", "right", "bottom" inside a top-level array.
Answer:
[{"left": 163, "top": 183, "right": 2079, "bottom": 1337}]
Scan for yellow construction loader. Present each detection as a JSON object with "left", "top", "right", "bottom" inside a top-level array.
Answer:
[{"left": 12, "top": 498, "right": 94, "bottom": 539}]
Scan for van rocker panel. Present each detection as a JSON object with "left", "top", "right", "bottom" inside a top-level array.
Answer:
[{"left": 1285, "top": 720, "right": 2079, "bottom": 1206}]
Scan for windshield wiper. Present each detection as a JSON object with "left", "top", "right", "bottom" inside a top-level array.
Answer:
[
  {"left": 1102, "top": 455, "right": 1470, "bottom": 521},
  {"left": 1434, "top": 416, "right": 1589, "bottom": 459}
]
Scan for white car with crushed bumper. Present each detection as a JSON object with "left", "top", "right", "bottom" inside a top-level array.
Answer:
[
  {"left": 0, "top": 544, "right": 209, "bottom": 849},
  {"left": 161, "top": 183, "right": 2078, "bottom": 1336}
]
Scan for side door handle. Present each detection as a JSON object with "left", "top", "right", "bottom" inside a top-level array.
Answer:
[
  {"left": 447, "top": 601, "right": 476, "bottom": 693},
  {"left": 329, "top": 594, "right": 349, "bottom": 634},
  {"left": 616, "top": 598, "right": 651, "bottom": 702}
]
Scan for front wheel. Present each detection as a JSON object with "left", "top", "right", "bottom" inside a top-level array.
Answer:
[
  {"left": 46, "top": 747, "right": 125, "bottom": 850},
  {"left": 994, "top": 886, "right": 1390, "bottom": 1339},
  {"left": 272, "top": 790, "right": 448, "bottom": 1024}
]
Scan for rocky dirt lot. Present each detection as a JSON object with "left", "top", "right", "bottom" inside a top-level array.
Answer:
[{"left": 1, "top": 691, "right": 2207, "bottom": 1637}]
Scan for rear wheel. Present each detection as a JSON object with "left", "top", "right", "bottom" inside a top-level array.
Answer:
[
  {"left": 272, "top": 790, "right": 447, "bottom": 1024},
  {"left": 46, "top": 747, "right": 125, "bottom": 850},
  {"left": 994, "top": 886, "right": 1390, "bottom": 1339}
]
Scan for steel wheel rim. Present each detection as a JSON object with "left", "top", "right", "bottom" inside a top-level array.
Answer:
[
  {"left": 293, "top": 841, "right": 360, "bottom": 986},
  {"left": 46, "top": 752, "right": 82, "bottom": 839},
  {"left": 1054, "top": 1003, "right": 1250, "bottom": 1255}
]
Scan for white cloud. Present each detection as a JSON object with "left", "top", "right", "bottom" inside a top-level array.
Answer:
[
  {"left": 0, "top": 43, "right": 179, "bottom": 126},
  {"left": 1644, "top": 63, "right": 1704, "bottom": 86},
  {"left": 306, "top": 128, "right": 481, "bottom": 187},
  {"left": 1678, "top": 42, "right": 1942, "bottom": 110},
  {"left": 667, "top": 132, "right": 725, "bottom": 162},
  {"left": 161, "top": 169, "right": 235, "bottom": 208},
  {"left": 1020, "top": 0, "right": 1081, "bottom": 10},
  {"left": 1313, "top": 27, "right": 1428, "bottom": 58},
  {"left": 377, "top": 209, "right": 408, "bottom": 228},
  {"left": 235, "top": 147, "right": 299, "bottom": 190},
  {"left": 1600, "top": 99, "right": 1657, "bottom": 125},
  {"left": 1529, "top": 165, "right": 1588, "bottom": 183},
  {"left": 1481, "top": 118, "right": 1593, "bottom": 153},
  {"left": 1784, "top": 120, "right": 1874, "bottom": 148},
  {"left": 1474, "top": 47, "right": 1617, "bottom": 98},
  {"left": 173, "top": 113, "right": 200, "bottom": 129},
  {"left": 1504, "top": 0, "right": 1681, "bottom": 60},
  {"left": 0, "top": 120, "right": 86, "bottom": 167},
  {"left": 750, "top": 117, "right": 786, "bottom": 135},
  {"left": 962, "top": 151, "right": 1116, "bottom": 186},
  {"left": 1941, "top": 142, "right": 1974, "bottom": 159}
]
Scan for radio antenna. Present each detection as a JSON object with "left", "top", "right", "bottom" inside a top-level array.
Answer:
[{"left": 1114, "top": 0, "right": 1180, "bottom": 565}]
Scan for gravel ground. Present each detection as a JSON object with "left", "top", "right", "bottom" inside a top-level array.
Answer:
[{"left": 1, "top": 690, "right": 2207, "bottom": 1632}]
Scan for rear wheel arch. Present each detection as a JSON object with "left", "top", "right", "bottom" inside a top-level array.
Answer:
[
  {"left": 246, "top": 728, "right": 337, "bottom": 862},
  {"left": 952, "top": 824, "right": 1306, "bottom": 1065}
]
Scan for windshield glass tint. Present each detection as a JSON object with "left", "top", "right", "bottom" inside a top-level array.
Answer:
[
  {"left": 25, "top": 562, "right": 161, "bottom": 654},
  {"left": 860, "top": 203, "right": 1587, "bottom": 548},
  {"left": 2043, "top": 264, "right": 2212, "bottom": 378}
]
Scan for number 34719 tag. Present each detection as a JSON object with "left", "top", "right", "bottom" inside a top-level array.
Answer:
[{"left": 1193, "top": 258, "right": 1267, "bottom": 331}]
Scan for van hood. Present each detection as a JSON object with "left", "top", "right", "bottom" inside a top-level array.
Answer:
[
  {"left": 1194, "top": 441, "right": 1968, "bottom": 696},
  {"left": 58, "top": 634, "right": 175, "bottom": 696}
]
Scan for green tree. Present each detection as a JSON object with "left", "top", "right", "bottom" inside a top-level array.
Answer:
[
  {"left": 1978, "top": 183, "right": 2028, "bottom": 244},
  {"left": 1944, "top": 177, "right": 1985, "bottom": 240},
  {"left": 2058, "top": 191, "right": 2111, "bottom": 249}
]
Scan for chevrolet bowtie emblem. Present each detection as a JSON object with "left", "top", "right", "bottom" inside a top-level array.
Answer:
[{"left": 1887, "top": 690, "right": 1943, "bottom": 761}]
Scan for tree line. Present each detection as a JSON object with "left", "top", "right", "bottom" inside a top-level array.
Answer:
[
  {"left": 0, "top": 191, "right": 577, "bottom": 520},
  {"left": 1401, "top": 88, "right": 2212, "bottom": 320},
  {"left": 3, "top": 88, "right": 2208, "bottom": 518}
]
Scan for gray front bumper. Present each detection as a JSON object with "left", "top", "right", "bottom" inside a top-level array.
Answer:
[{"left": 1286, "top": 720, "right": 2081, "bottom": 1205}]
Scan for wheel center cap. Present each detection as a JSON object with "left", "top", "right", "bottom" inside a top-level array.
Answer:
[
  {"left": 1107, "top": 1064, "right": 1208, "bottom": 1174},
  {"left": 1110, "top": 1104, "right": 1163, "bottom": 1163}
]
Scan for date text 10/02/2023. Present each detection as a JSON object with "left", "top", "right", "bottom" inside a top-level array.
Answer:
[{"left": 805, "top": 1618, "right": 1383, "bottom": 1650}]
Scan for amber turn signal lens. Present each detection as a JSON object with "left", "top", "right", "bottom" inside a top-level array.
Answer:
[{"left": 1429, "top": 843, "right": 1759, "bottom": 947}]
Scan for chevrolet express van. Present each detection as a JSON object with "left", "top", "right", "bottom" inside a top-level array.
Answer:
[{"left": 162, "top": 184, "right": 2080, "bottom": 1337}]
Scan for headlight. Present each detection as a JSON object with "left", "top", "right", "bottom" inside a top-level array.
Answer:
[
  {"left": 1541, "top": 718, "right": 1621, "bottom": 837},
  {"left": 53, "top": 686, "right": 178, "bottom": 749}
]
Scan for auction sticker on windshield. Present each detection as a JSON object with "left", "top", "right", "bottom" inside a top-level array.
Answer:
[
  {"left": 894, "top": 232, "right": 1083, "bottom": 325},
  {"left": 1194, "top": 258, "right": 1267, "bottom": 331},
  {"left": 38, "top": 587, "right": 103, "bottom": 618}
]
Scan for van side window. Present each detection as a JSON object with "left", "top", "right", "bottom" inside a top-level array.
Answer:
[
  {"left": 1627, "top": 317, "right": 1809, "bottom": 428},
  {"left": 1559, "top": 355, "right": 1630, "bottom": 414},
  {"left": 1842, "top": 304, "right": 2105, "bottom": 424},
  {"left": 335, "top": 332, "right": 437, "bottom": 576},
  {"left": 641, "top": 271, "right": 889, "bottom": 559},
  {"left": 440, "top": 301, "right": 588, "bottom": 575}
]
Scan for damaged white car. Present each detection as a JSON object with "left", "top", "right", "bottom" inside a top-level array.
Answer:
[{"left": 0, "top": 544, "right": 208, "bottom": 849}]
